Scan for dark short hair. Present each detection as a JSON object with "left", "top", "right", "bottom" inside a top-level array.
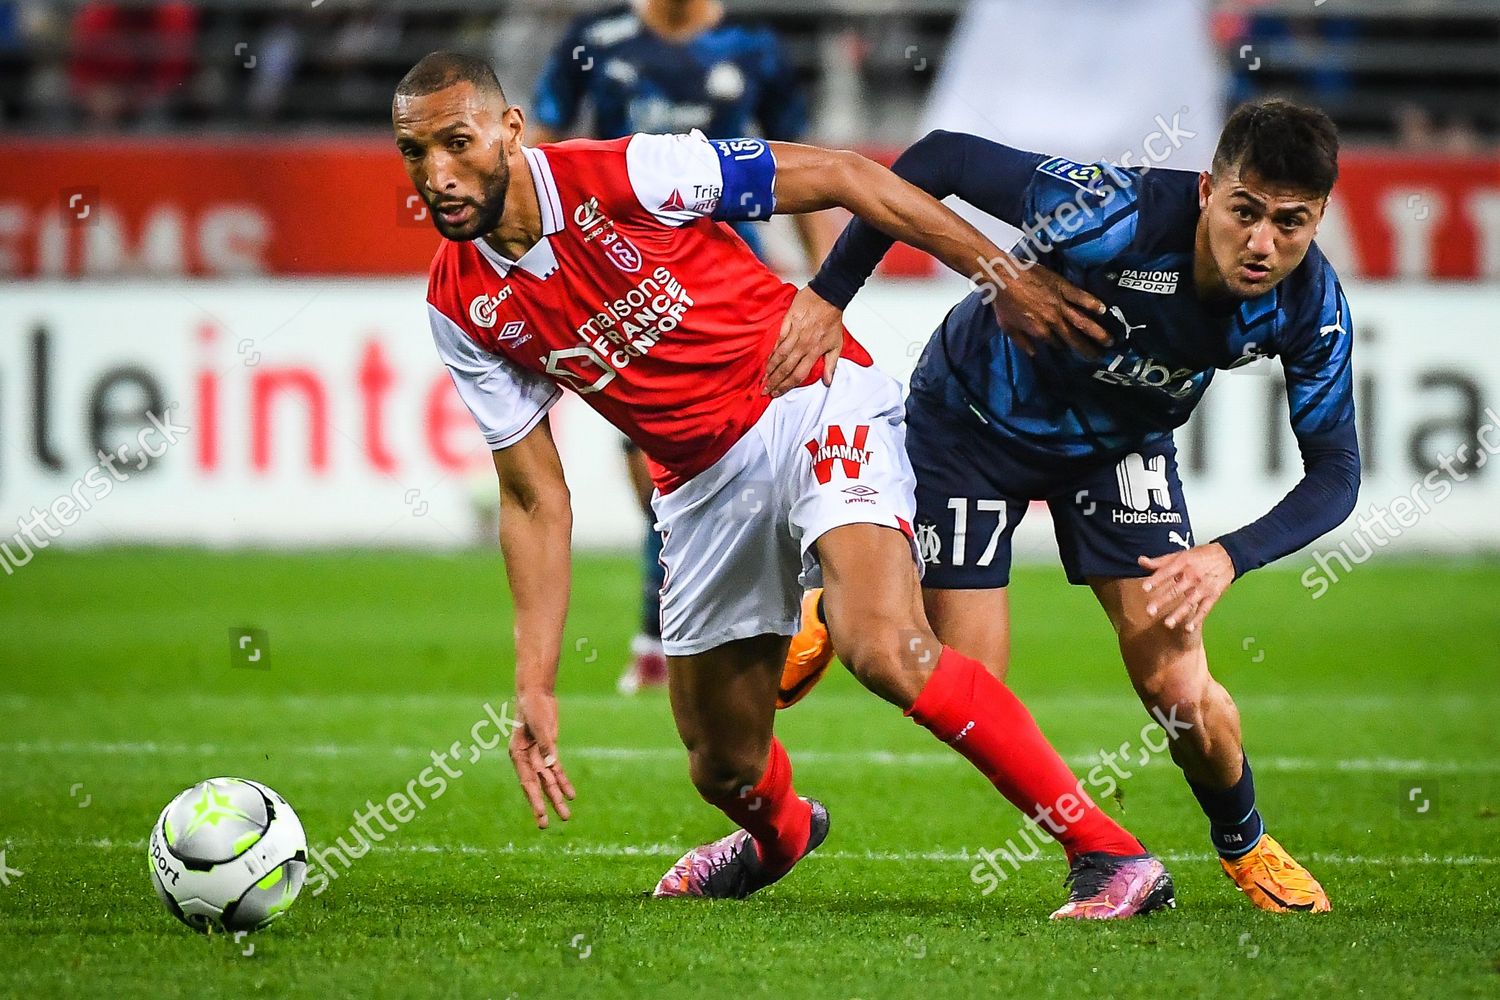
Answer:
[
  {"left": 395, "top": 51, "right": 506, "bottom": 104},
  {"left": 1211, "top": 99, "right": 1340, "bottom": 196}
]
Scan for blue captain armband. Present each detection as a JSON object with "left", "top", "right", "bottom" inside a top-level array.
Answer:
[{"left": 709, "top": 137, "right": 777, "bottom": 222}]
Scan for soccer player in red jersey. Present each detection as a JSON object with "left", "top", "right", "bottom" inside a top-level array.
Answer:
[{"left": 394, "top": 51, "right": 1173, "bottom": 918}]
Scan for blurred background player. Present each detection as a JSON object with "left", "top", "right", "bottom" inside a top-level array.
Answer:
[
  {"left": 527, "top": 0, "right": 837, "bottom": 694},
  {"left": 781, "top": 99, "right": 1356, "bottom": 912}
]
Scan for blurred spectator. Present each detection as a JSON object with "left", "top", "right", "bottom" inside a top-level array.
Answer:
[
  {"left": 245, "top": 17, "right": 302, "bottom": 125},
  {"left": 921, "top": 0, "right": 1224, "bottom": 252},
  {"left": 923, "top": 0, "right": 1224, "bottom": 166},
  {"left": 68, "top": 0, "right": 198, "bottom": 128},
  {"left": 327, "top": 3, "right": 402, "bottom": 117},
  {"left": 0, "top": 2, "right": 61, "bottom": 126},
  {"left": 0, "top": 3, "right": 20, "bottom": 51}
]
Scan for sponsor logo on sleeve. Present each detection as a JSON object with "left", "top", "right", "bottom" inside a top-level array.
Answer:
[
  {"left": 712, "top": 137, "right": 766, "bottom": 161},
  {"left": 1037, "top": 156, "right": 1104, "bottom": 191}
]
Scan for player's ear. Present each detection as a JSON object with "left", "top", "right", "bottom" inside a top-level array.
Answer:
[
  {"left": 503, "top": 104, "right": 527, "bottom": 147},
  {"left": 1197, "top": 171, "right": 1212, "bottom": 210},
  {"left": 1310, "top": 193, "right": 1329, "bottom": 231}
]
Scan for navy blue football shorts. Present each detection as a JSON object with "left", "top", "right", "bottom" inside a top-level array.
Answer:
[{"left": 906, "top": 394, "right": 1195, "bottom": 589}]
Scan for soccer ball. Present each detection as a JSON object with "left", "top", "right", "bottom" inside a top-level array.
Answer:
[{"left": 147, "top": 777, "right": 308, "bottom": 933}]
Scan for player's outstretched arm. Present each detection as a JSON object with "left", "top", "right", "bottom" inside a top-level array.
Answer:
[
  {"left": 807, "top": 130, "right": 1043, "bottom": 308},
  {"left": 493, "top": 418, "right": 577, "bottom": 829},
  {"left": 762, "top": 141, "right": 1109, "bottom": 394},
  {"left": 1141, "top": 282, "right": 1361, "bottom": 633}
]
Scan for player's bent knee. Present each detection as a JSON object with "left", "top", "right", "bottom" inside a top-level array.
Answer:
[
  {"left": 687, "top": 747, "right": 769, "bottom": 801},
  {"left": 1131, "top": 671, "right": 1221, "bottom": 755},
  {"left": 829, "top": 623, "right": 930, "bottom": 705},
  {"left": 1135, "top": 674, "right": 1205, "bottom": 721}
]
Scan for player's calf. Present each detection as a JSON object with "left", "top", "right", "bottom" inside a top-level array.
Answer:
[
  {"left": 664, "top": 637, "right": 817, "bottom": 891},
  {"left": 1098, "top": 577, "right": 1244, "bottom": 787},
  {"left": 818, "top": 525, "right": 1159, "bottom": 878},
  {"left": 1125, "top": 657, "right": 1242, "bottom": 788},
  {"left": 1093, "top": 576, "right": 1330, "bottom": 912}
]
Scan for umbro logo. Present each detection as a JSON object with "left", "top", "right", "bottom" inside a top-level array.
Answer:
[{"left": 1117, "top": 269, "right": 1179, "bottom": 294}]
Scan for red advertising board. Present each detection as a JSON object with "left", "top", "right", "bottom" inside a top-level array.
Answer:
[
  {"left": 1, "top": 138, "right": 1495, "bottom": 280},
  {"left": 0, "top": 136, "right": 440, "bottom": 278}
]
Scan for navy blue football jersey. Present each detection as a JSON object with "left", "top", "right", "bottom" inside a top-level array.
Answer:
[
  {"left": 533, "top": 5, "right": 807, "bottom": 260},
  {"left": 808, "top": 130, "right": 1360, "bottom": 574},
  {"left": 814, "top": 134, "right": 1355, "bottom": 464}
]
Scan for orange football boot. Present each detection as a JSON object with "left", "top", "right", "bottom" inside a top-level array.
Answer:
[
  {"left": 777, "top": 589, "right": 834, "bottom": 709},
  {"left": 1219, "top": 834, "right": 1331, "bottom": 912}
]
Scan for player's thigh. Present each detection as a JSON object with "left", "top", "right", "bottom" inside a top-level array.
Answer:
[
  {"left": 667, "top": 634, "right": 787, "bottom": 794},
  {"left": 652, "top": 427, "right": 802, "bottom": 660},
  {"left": 815, "top": 522, "right": 930, "bottom": 705},
  {"left": 904, "top": 396, "right": 1027, "bottom": 594},
  {"left": 1048, "top": 438, "right": 1196, "bottom": 587},
  {"left": 816, "top": 522, "right": 927, "bottom": 639},
  {"left": 1089, "top": 574, "right": 1209, "bottom": 709},
  {"left": 922, "top": 587, "right": 1012, "bottom": 680},
  {"left": 775, "top": 360, "right": 922, "bottom": 624}
]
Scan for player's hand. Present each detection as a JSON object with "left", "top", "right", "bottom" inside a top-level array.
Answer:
[
  {"left": 764, "top": 285, "right": 844, "bottom": 397},
  {"left": 1139, "top": 542, "right": 1236, "bottom": 634},
  {"left": 509, "top": 688, "right": 576, "bottom": 829},
  {"left": 989, "top": 262, "right": 1110, "bottom": 359}
]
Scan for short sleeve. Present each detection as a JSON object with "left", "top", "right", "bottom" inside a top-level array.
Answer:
[
  {"left": 623, "top": 130, "right": 777, "bottom": 226},
  {"left": 428, "top": 304, "right": 561, "bottom": 450}
]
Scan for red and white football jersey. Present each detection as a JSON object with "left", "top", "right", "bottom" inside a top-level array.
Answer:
[{"left": 425, "top": 131, "right": 871, "bottom": 493}]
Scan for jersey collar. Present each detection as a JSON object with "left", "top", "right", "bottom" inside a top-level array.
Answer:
[{"left": 472, "top": 146, "right": 564, "bottom": 278}]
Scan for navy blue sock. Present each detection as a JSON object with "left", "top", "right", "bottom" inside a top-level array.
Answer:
[{"left": 1188, "top": 753, "right": 1265, "bottom": 859}]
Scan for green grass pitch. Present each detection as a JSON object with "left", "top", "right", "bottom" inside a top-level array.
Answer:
[{"left": 1, "top": 549, "right": 1497, "bottom": 998}]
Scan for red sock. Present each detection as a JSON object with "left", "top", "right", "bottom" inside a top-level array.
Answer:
[
  {"left": 702, "top": 737, "right": 811, "bottom": 875},
  {"left": 907, "top": 647, "right": 1144, "bottom": 860}
]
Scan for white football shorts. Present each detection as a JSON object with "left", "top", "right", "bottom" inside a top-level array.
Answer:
[{"left": 653, "top": 359, "right": 920, "bottom": 657}]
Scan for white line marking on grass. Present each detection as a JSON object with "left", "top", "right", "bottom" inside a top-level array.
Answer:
[
  {"left": 4, "top": 741, "right": 1498, "bottom": 774},
  {"left": 33, "top": 838, "right": 1500, "bottom": 867}
]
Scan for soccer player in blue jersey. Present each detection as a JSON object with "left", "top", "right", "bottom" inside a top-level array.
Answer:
[
  {"left": 776, "top": 100, "right": 1358, "bottom": 913},
  {"left": 530, "top": 0, "right": 835, "bottom": 693}
]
